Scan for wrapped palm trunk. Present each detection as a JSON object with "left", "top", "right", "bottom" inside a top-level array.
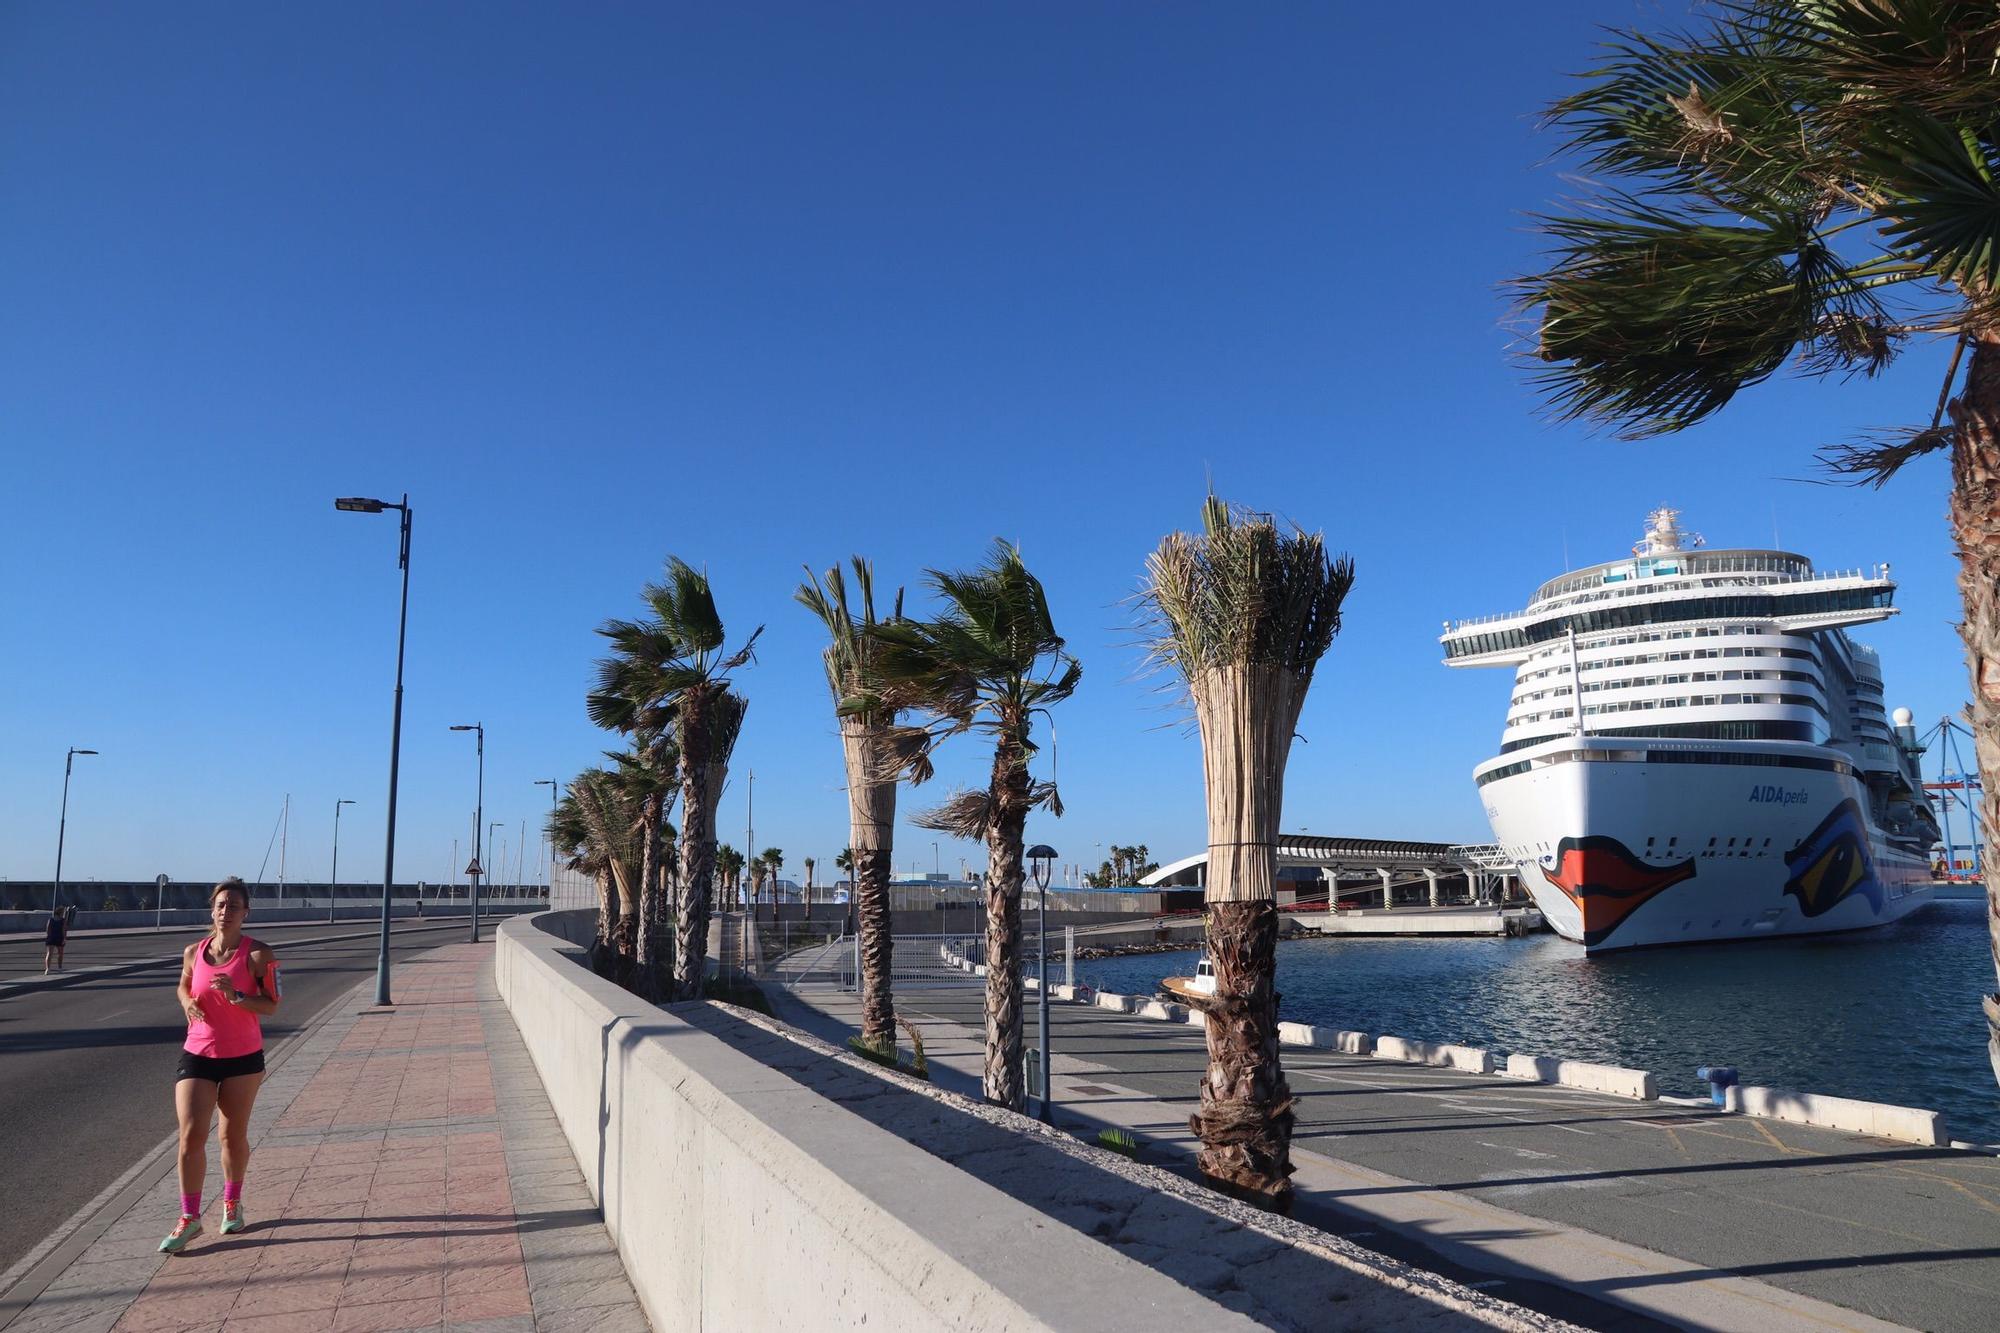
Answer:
[
  {"left": 593, "top": 871, "right": 618, "bottom": 978},
  {"left": 983, "top": 744, "right": 1031, "bottom": 1110},
  {"left": 843, "top": 714, "right": 899, "bottom": 1050},
  {"left": 1190, "top": 664, "right": 1304, "bottom": 1211},
  {"left": 1949, "top": 331, "right": 2000, "bottom": 1085}
]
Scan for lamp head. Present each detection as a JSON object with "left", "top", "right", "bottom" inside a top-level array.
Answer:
[
  {"left": 450, "top": 724, "right": 478, "bottom": 732},
  {"left": 1026, "top": 843, "right": 1058, "bottom": 889},
  {"left": 334, "top": 497, "right": 387, "bottom": 513},
  {"left": 338, "top": 799, "right": 356, "bottom": 807},
  {"left": 534, "top": 779, "right": 554, "bottom": 786},
  {"left": 72, "top": 748, "right": 98, "bottom": 756}
]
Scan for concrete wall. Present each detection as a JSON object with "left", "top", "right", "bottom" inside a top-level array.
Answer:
[
  {"left": 496, "top": 911, "right": 1556, "bottom": 1333},
  {"left": 1, "top": 902, "right": 537, "bottom": 934}
]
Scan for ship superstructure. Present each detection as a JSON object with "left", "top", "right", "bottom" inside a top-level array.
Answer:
[{"left": 1442, "top": 509, "right": 1938, "bottom": 951}]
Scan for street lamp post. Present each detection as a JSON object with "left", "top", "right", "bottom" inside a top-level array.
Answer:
[
  {"left": 336, "top": 494, "right": 412, "bottom": 1008},
  {"left": 1027, "top": 843, "right": 1058, "bottom": 1123},
  {"left": 329, "top": 799, "right": 356, "bottom": 924},
  {"left": 489, "top": 821, "right": 503, "bottom": 907},
  {"left": 450, "top": 724, "right": 485, "bottom": 941},
  {"left": 534, "top": 780, "right": 558, "bottom": 900},
  {"left": 53, "top": 747, "right": 99, "bottom": 914}
]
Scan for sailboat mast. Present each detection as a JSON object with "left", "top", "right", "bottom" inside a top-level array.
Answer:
[{"left": 279, "top": 794, "right": 289, "bottom": 902}]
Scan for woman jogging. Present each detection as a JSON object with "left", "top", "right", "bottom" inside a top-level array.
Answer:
[
  {"left": 41, "top": 907, "right": 67, "bottom": 973},
  {"left": 161, "top": 878, "right": 281, "bottom": 1253}
]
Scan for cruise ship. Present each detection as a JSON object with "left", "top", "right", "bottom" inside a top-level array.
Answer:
[{"left": 1442, "top": 509, "right": 1939, "bottom": 952}]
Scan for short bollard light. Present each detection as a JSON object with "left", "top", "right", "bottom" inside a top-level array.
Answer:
[{"left": 1695, "top": 1065, "right": 1739, "bottom": 1107}]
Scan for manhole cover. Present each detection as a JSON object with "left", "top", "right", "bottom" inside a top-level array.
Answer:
[{"left": 1069, "top": 1084, "right": 1119, "bottom": 1096}]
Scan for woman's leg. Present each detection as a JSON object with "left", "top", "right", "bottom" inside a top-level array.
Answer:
[
  {"left": 43, "top": 946, "right": 53, "bottom": 973},
  {"left": 175, "top": 1077, "right": 220, "bottom": 1203},
  {"left": 215, "top": 1071, "right": 265, "bottom": 1191}
]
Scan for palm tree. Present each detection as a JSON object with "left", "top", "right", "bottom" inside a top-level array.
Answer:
[
  {"left": 602, "top": 743, "right": 680, "bottom": 990},
  {"left": 1516, "top": 1, "right": 2000, "bottom": 1087},
  {"left": 746, "top": 854, "right": 766, "bottom": 910},
  {"left": 716, "top": 844, "right": 745, "bottom": 906},
  {"left": 594, "top": 556, "right": 759, "bottom": 1001},
  {"left": 799, "top": 559, "right": 906, "bottom": 1054},
  {"left": 1140, "top": 496, "right": 1355, "bottom": 1213},
  {"left": 761, "top": 847, "right": 784, "bottom": 910},
  {"left": 546, "top": 778, "right": 616, "bottom": 971},
  {"left": 803, "top": 855, "right": 817, "bottom": 907},
  {"left": 558, "top": 768, "right": 645, "bottom": 981},
  {"left": 861, "top": 541, "right": 1081, "bottom": 1110}
]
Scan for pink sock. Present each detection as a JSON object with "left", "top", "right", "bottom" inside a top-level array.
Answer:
[
  {"left": 223, "top": 1181, "right": 243, "bottom": 1205},
  {"left": 180, "top": 1193, "right": 200, "bottom": 1217}
]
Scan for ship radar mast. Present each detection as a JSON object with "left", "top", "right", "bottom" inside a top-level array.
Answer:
[{"left": 1634, "top": 506, "right": 1704, "bottom": 558}]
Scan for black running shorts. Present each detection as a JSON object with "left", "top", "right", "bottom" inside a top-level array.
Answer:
[{"left": 175, "top": 1049, "right": 266, "bottom": 1085}]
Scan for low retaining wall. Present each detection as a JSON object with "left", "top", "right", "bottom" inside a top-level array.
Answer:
[
  {"left": 499, "top": 912, "right": 1554, "bottom": 1332},
  {"left": 1725, "top": 1084, "right": 1946, "bottom": 1146}
]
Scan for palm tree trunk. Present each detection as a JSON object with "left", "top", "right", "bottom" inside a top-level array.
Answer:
[
  {"left": 634, "top": 790, "right": 664, "bottom": 999},
  {"left": 843, "top": 714, "right": 898, "bottom": 1051},
  {"left": 675, "top": 697, "right": 714, "bottom": 1002},
  {"left": 609, "top": 858, "right": 638, "bottom": 987},
  {"left": 982, "top": 739, "right": 1030, "bottom": 1111},
  {"left": 1948, "top": 328, "right": 2000, "bottom": 1088},
  {"left": 1188, "top": 664, "right": 1300, "bottom": 1213},
  {"left": 592, "top": 870, "right": 617, "bottom": 978}
]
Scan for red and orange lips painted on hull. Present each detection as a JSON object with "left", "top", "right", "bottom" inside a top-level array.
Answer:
[{"left": 1537, "top": 836, "right": 1697, "bottom": 947}]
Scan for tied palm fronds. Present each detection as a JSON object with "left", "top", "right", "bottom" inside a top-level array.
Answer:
[
  {"left": 856, "top": 540, "right": 1080, "bottom": 1112},
  {"left": 1517, "top": 0, "right": 2000, "bottom": 1095},
  {"left": 563, "top": 768, "right": 643, "bottom": 980},
  {"left": 798, "top": 557, "right": 908, "bottom": 1049},
  {"left": 1139, "top": 496, "right": 1354, "bottom": 1215}
]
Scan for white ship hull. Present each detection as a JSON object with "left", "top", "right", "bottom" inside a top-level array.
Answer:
[{"left": 1481, "top": 742, "right": 1934, "bottom": 952}]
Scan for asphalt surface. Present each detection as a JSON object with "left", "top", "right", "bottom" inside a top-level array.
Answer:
[
  {"left": 0, "top": 920, "right": 481, "bottom": 1273},
  {"left": 877, "top": 984, "right": 2000, "bottom": 1333}
]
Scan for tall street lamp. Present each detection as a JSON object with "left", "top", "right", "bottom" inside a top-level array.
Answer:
[
  {"left": 450, "top": 724, "right": 485, "bottom": 941},
  {"left": 328, "top": 799, "right": 356, "bottom": 924},
  {"left": 534, "top": 779, "right": 558, "bottom": 898},
  {"left": 53, "top": 747, "right": 99, "bottom": 914},
  {"left": 336, "top": 494, "right": 412, "bottom": 1008},
  {"left": 1027, "top": 843, "right": 1058, "bottom": 1123}
]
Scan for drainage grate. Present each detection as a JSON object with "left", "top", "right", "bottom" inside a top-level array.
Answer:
[{"left": 1068, "top": 1084, "right": 1120, "bottom": 1097}]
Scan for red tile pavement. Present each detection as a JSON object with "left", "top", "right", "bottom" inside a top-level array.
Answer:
[{"left": 107, "top": 945, "right": 549, "bottom": 1333}]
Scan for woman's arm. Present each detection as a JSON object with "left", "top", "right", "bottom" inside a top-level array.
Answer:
[
  {"left": 178, "top": 946, "right": 205, "bottom": 1024},
  {"left": 214, "top": 948, "right": 282, "bottom": 1017}
]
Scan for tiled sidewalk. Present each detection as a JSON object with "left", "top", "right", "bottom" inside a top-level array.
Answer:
[{"left": 5, "top": 945, "right": 646, "bottom": 1333}]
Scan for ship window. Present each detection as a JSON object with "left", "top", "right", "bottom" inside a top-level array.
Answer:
[
  {"left": 1727, "top": 837, "right": 1736, "bottom": 847},
  {"left": 1763, "top": 838, "right": 1771, "bottom": 847},
  {"left": 1668, "top": 836, "right": 1678, "bottom": 846},
  {"left": 1707, "top": 837, "right": 1718, "bottom": 847}
]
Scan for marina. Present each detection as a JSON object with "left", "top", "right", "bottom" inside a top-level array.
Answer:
[{"left": 1085, "top": 896, "right": 2000, "bottom": 1146}]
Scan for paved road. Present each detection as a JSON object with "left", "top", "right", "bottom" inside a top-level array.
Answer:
[
  {"left": 868, "top": 985, "right": 2000, "bottom": 1333},
  {"left": 0, "top": 921, "right": 480, "bottom": 1273}
]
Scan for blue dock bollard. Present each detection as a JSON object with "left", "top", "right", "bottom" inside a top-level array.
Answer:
[{"left": 1695, "top": 1065, "right": 1738, "bottom": 1107}]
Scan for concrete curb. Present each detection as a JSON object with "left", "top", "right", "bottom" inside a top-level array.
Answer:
[
  {"left": 1503, "top": 1054, "right": 1657, "bottom": 1100},
  {"left": 1377, "top": 1035, "right": 1497, "bottom": 1074},
  {"left": 1726, "top": 1083, "right": 1946, "bottom": 1146}
]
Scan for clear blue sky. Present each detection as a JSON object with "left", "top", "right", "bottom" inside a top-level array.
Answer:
[{"left": 1, "top": 3, "right": 1974, "bottom": 887}]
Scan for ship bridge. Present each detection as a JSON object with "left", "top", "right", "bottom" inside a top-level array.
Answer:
[{"left": 1139, "top": 835, "right": 1519, "bottom": 907}]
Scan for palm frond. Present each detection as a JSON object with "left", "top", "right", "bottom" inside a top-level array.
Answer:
[
  {"left": 911, "top": 789, "right": 992, "bottom": 839},
  {"left": 1140, "top": 496, "right": 1355, "bottom": 691},
  {"left": 1815, "top": 422, "right": 1959, "bottom": 486}
]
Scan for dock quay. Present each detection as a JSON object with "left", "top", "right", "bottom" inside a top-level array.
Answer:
[
  {"left": 1291, "top": 903, "right": 1545, "bottom": 937},
  {"left": 770, "top": 974, "right": 2000, "bottom": 1333}
]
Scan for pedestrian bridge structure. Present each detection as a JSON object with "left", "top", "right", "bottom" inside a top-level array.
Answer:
[{"left": 1139, "top": 835, "right": 1520, "bottom": 907}]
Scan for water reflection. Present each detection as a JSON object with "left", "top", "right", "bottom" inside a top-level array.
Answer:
[{"left": 1085, "top": 898, "right": 2000, "bottom": 1142}]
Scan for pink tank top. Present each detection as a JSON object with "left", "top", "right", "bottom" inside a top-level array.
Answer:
[{"left": 185, "top": 935, "right": 268, "bottom": 1058}]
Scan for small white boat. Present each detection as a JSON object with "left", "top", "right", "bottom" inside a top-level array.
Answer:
[{"left": 1160, "top": 956, "right": 1218, "bottom": 1008}]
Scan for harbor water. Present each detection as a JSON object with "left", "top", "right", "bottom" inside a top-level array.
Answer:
[{"left": 1082, "top": 896, "right": 2000, "bottom": 1143}]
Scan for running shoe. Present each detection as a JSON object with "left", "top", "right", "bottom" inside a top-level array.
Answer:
[
  {"left": 220, "top": 1202, "right": 246, "bottom": 1235},
  {"left": 158, "top": 1215, "right": 201, "bottom": 1254}
]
